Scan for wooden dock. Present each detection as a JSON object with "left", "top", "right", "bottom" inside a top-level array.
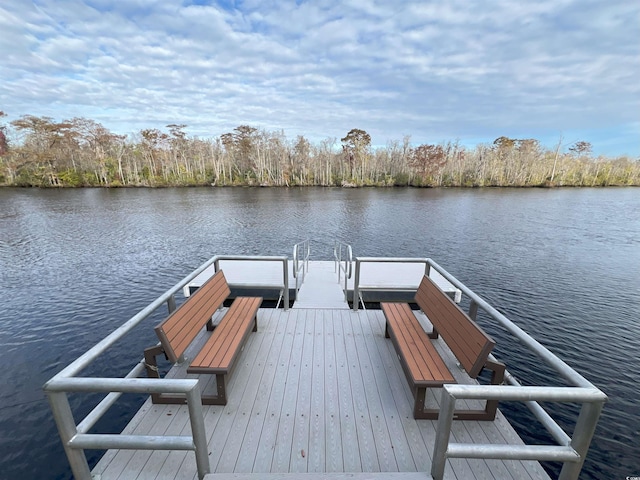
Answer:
[{"left": 93, "top": 305, "right": 550, "bottom": 480}]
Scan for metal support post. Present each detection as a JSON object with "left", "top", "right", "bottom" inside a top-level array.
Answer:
[
  {"left": 353, "top": 260, "right": 361, "bottom": 311},
  {"left": 185, "top": 385, "right": 211, "bottom": 479},
  {"left": 47, "top": 391, "right": 92, "bottom": 480},
  {"left": 431, "top": 389, "right": 456, "bottom": 480},
  {"left": 282, "top": 260, "right": 289, "bottom": 310},
  {"left": 468, "top": 300, "right": 478, "bottom": 321},
  {"left": 167, "top": 294, "right": 176, "bottom": 313},
  {"left": 559, "top": 400, "right": 605, "bottom": 480}
]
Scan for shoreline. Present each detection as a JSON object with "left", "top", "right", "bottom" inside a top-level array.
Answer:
[{"left": 1, "top": 183, "right": 638, "bottom": 189}]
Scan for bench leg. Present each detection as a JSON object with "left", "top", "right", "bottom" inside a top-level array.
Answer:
[
  {"left": 145, "top": 344, "right": 193, "bottom": 405},
  {"left": 413, "top": 391, "right": 499, "bottom": 421},
  {"left": 483, "top": 359, "right": 506, "bottom": 420},
  {"left": 444, "top": 359, "right": 505, "bottom": 420},
  {"left": 145, "top": 344, "right": 230, "bottom": 405},
  {"left": 149, "top": 375, "right": 228, "bottom": 405},
  {"left": 144, "top": 345, "right": 163, "bottom": 379},
  {"left": 414, "top": 387, "right": 432, "bottom": 419},
  {"left": 412, "top": 381, "right": 505, "bottom": 421},
  {"left": 214, "top": 374, "right": 227, "bottom": 404},
  {"left": 144, "top": 345, "right": 167, "bottom": 404},
  {"left": 161, "top": 375, "right": 227, "bottom": 406},
  {"left": 412, "top": 386, "right": 448, "bottom": 420}
]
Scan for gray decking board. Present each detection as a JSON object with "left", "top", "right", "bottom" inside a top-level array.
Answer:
[
  {"left": 294, "top": 262, "right": 349, "bottom": 309},
  {"left": 93, "top": 308, "right": 550, "bottom": 480},
  {"left": 204, "top": 474, "right": 433, "bottom": 479}
]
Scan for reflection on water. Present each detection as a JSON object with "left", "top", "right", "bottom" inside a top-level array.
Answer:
[{"left": 0, "top": 186, "right": 638, "bottom": 480}]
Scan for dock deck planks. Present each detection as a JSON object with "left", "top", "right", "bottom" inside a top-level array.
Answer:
[{"left": 93, "top": 308, "right": 550, "bottom": 480}]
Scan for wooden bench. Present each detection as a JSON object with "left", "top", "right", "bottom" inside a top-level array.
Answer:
[
  {"left": 382, "top": 275, "right": 505, "bottom": 420},
  {"left": 144, "top": 269, "right": 262, "bottom": 405}
]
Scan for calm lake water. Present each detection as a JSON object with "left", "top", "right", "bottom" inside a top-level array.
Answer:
[{"left": 0, "top": 187, "right": 638, "bottom": 479}]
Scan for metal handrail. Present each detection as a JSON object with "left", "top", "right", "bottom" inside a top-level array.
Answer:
[
  {"left": 352, "top": 256, "right": 607, "bottom": 480},
  {"left": 213, "top": 255, "right": 290, "bottom": 310},
  {"left": 43, "top": 254, "right": 290, "bottom": 480},
  {"left": 46, "top": 376, "right": 210, "bottom": 480},
  {"left": 352, "top": 257, "right": 430, "bottom": 309},
  {"left": 333, "top": 241, "right": 353, "bottom": 301},
  {"left": 425, "top": 258, "right": 595, "bottom": 389},
  {"left": 432, "top": 385, "right": 607, "bottom": 480},
  {"left": 292, "top": 239, "right": 310, "bottom": 294}
]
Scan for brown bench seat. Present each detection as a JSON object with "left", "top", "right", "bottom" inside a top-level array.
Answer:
[
  {"left": 382, "top": 275, "right": 505, "bottom": 420},
  {"left": 144, "top": 269, "right": 262, "bottom": 405}
]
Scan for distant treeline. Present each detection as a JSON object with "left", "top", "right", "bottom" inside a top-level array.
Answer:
[{"left": 0, "top": 112, "right": 638, "bottom": 188}]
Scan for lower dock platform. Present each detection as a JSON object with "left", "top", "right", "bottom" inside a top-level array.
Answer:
[{"left": 93, "top": 307, "right": 550, "bottom": 480}]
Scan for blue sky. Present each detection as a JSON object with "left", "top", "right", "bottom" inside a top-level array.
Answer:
[{"left": 1, "top": 0, "right": 638, "bottom": 157}]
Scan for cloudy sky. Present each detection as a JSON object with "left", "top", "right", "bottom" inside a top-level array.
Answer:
[{"left": 1, "top": 0, "right": 639, "bottom": 156}]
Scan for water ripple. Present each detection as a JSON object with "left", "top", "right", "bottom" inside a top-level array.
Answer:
[{"left": 0, "top": 187, "right": 638, "bottom": 480}]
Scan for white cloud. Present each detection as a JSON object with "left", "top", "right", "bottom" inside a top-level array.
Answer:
[{"left": 0, "top": 0, "right": 638, "bottom": 156}]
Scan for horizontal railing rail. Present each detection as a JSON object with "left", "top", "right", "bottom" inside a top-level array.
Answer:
[
  {"left": 352, "top": 256, "right": 607, "bottom": 480},
  {"left": 43, "top": 254, "right": 290, "bottom": 480}
]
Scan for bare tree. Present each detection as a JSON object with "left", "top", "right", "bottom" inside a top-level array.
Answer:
[
  {"left": 341, "top": 128, "right": 371, "bottom": 184},
  {"left": 569, "top": 141, "right": 592, "bottom": 157}
]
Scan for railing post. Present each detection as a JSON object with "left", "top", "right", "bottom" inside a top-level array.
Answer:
[
  {"left": 167, "top": 294, "right": 176, "bottom": 314},
  {"left": 305, "top": 239, "right": 310, "bottom": 272},
  {"left": 468, "top": 300, "right": 478, "bottom": 321},
  {"left": 185, "top": 385, "right": 211, "bottom": 480},
  {"left": 353, "top": 259, "right": 361, "bottom": 311},
  {"left": 283, "top": 259, "right": 289, "bottom": 310},
  {"left": 432, "top": 388, "right": 456, "bottom": 480},
  {"left": 344, "top": 265, "right": 349, "bottom": 302},
  {"left": 558, "top": 400, "right": 605, "bottom": 480},
  {"left": 47, "top": 391, "right": 92, "bottom": 480}
]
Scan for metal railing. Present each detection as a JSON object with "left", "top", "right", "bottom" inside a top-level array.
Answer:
[
  {"left": 43, "top": 254, "right": 290, "bottom": 480},
  {"left": 293, "top": 239, "right": 310, "bottom": 295},
  {"left": 432, "top": 385, "right": 606, "bottom": 480},
  {"left": 352, "top": 256, "right": 431, "bottom": 310},
  {"left": 351, "top": 256, "right": 607, "bottom": 480},
  {"left": 333, "top": 241, "right": 353, "bottom": 301},
  {"left": 213, "top": 255, "right": 290, "bottom": 309}
]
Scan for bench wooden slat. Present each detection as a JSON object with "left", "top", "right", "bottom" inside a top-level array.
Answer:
[
  {"left": 188, "top": 296, "right": 261, "bottom": 373},
  {"left": 146, "top": 269, "right": 262, "bottom": 405},
  {"left": 155, "top": 270, "right": 230, "bottom": 363},
  {"left": 415, "top": 275, "right": 495, "bottom": 377},
  {"left": 214, "top": 297, "right": 261, "bottom": 368},
  {"left": 382, "top": 302, "right": 454, "bottom": 385},
  {"left": 162, "top": 276, "right": 228, "bottom": 346}
]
